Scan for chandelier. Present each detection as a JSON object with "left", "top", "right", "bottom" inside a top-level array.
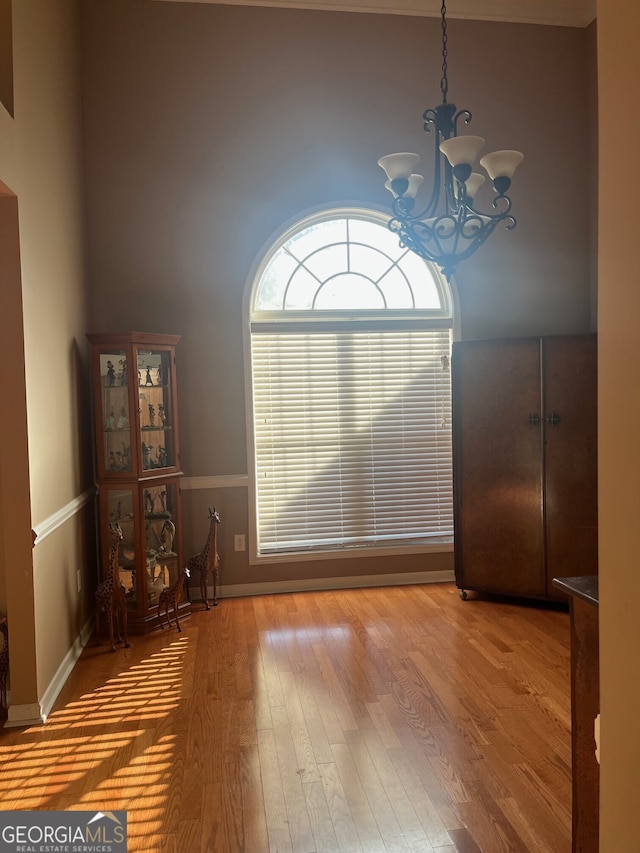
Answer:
[{"left": 378, "top": 1, "right": 524, "bottom": 281}]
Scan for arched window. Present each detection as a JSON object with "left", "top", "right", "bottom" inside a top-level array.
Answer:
[{"left": 247, "top": 208, "right": 454, "bottom": 559}]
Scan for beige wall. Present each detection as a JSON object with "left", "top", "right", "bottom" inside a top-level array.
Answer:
[
  {"left": 81, "top": 1, "right": 596, "bottom": 588},
  {"left": 597, "top": 2, "right": 640, "bottom": 848},
  {"left": 0, "top": 0, "right": 93, "bottom": 720},
  {"left": 0, "top": 187, "right": 37, "bottom": 710}
]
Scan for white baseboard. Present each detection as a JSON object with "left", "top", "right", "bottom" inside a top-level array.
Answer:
[
  {"left": 5, "top": 616, "right": 94, "bottom": 728},
  {"left": 5, "top": 703, "right": 45, "bottom": 728},
  {"left": 40, "top": 617, "right": 94, "bottom": 721},
  {"left": 210, "top": 569, "right": 455, "bottom": 599}
]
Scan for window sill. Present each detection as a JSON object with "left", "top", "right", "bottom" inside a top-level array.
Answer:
[{"left": 250, "top": 538, "right": 453, "bottom": 566}]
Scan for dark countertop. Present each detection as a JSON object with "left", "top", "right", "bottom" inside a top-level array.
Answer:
[{"left": 552, "top": 575, "right": 599, "bottom": 606}]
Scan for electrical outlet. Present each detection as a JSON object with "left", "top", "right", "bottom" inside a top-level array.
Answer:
[{"left": 234, "top": 534, "right": 246, "bottom": 552}]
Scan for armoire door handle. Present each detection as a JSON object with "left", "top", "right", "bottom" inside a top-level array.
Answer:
[
  {"left": 546, "top": 412, "right": 561, "bottom": 426},
  {"left": 528, "top": 413, "right": 541, "bottom": 425}
]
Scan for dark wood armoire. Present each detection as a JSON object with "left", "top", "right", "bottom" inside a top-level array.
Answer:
[{"left": 452, "top": 334, "right": 598, "bottom": 601}]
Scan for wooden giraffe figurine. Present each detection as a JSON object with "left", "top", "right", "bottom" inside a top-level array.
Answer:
[
  {"left": 158, "top": 567, "right": 191, "bottom": 632},
  {"left": 95, "top": 522, "right": 130, "bottom": 652},
  {"left": 188, "top": 506, "right": 221, "bottom": 610}
]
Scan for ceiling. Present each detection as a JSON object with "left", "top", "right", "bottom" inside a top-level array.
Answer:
[{"left": 156, "top": 0, "right": 596, "bottom": 28}]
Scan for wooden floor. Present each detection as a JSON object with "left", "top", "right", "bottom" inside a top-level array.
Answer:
[{"left": 0, "top": 582, "right": 572, "bottom": 853}]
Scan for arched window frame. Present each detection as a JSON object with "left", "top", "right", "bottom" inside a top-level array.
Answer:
[{"left": 244, "top": 206, "right": 456, "bottom": 564}]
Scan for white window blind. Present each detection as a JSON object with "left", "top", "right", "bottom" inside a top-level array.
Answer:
[{"left": 252, "top": 327, "right": 453, "bottom": 554}]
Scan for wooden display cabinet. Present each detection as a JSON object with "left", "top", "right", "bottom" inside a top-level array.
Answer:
[{"left": 87, "top": 332, "right": 189, "bottom": 633}]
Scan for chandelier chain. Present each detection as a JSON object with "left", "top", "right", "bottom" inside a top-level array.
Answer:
[{"left": 440, "top": 0, "right": 448, "bottom": 104}]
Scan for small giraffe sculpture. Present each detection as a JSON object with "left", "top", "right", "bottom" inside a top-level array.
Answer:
[
  {"left": 158, "top": 567, "right": 191, "bottom": 632},
  {"left": 95, "top": 522, "right": 130, "bottom": 653},
  {"left": 188, "top": 507, "right": 221, "bottom": 610}
]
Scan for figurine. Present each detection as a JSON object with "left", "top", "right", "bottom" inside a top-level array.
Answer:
[
  {"left": 148, "top": 404, "right": 155, "bottom": 427},
  {"left": 119, "top": 359, "right": 127, "bottom": 385},
  {"left": 145, "top": 366, "right": 153, "bottom": 386},
  {"left": 109, "top": 451, "right": 117, "bottom": 470},
  {"left": 156, "top": 366, "right": 163, "bottom": 386},
  {"left": 158, "top": 567, "right": 190, "bottom": 632},
  {"left": 160, "top": 519, "right": 176, "bottom": 555},
  {"left": 158, "top": 404, "right": 167, "bottom": 427},
  {"left": 142, "top": 442, "right": 153, "bottom": 470},
  {"left": 157, "top": 446, "right": 168, "bottom": 467},
  {"left": 160, "top": 490, "right": 167, "bottom": 512},
  {"left": 106, "top": 360, "right": 116, "bottom": 386},
  {"left": 150, "top": 574, "right": 165, "bottom": 604},
  {"left": 144, "top": 490, "right": 155, "bottom": 515},
  {"left": 105, "top": 411, "right": 115, "bottom": 431},
  {"left": 117, "top": 407, "right": 128, "bottom": 429},
  {"left": 146, "top": 520, "right": 162, "bottom": 554}
]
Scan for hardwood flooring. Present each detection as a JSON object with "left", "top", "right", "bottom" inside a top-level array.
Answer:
[{"left": 0, "top": 582, "right": 572, "bottom": 852}]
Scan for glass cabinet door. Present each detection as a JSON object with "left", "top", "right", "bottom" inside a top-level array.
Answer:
[
  {"left": 142, "top": 479, "right": 180, "bottom": 607},
  {"left": 98, "top": 350, "right": 133, "bottom": 475},
  {"left": 135, "top": 348, "right": 176, "bottom": 474},
  {"left": 105, "top": 486, "right": 136, "bottom": 600},
  {"left": 102, "top": 480, "right": 181, "bottom": 617}
]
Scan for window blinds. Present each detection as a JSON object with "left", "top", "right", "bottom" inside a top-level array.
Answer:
[{"left": 251, "top": 327, "right": 453, "bottom": 554}]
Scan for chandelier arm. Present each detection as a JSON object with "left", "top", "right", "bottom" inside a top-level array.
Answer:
[
  {"left": 390, "top": 196, "right": 417, "bottom": 221},
  {"left": 444, "top": 162, "right": 461, "bottom": 215},
  {"left": 421, "top": 109, "right": 445, "bottom": 219},
  {"left": 458, "top": 193, "right": 514, "bottom": 223},
  {"left": 467, "top": 196, "right": 514, "bottom": 221},
  {"left": 489, "top": 193, "right": 513, "bottom": 216},
  {"left": 453, "top": 109, "right": 472, "bottom": 133}
]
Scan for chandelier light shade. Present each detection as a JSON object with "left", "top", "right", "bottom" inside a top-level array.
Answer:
[{"left": 378, "top": 1, "right": 524, "bottom": 281}]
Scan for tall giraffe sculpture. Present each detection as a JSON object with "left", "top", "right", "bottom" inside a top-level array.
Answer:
[
  {"left": 95, "top": 522, "right": 130, "bottom": 652},
  {"left": 188, "top": 507, "right": 221, "bottom": 610},
  {"left": 158, "top": 567, "right": 190, "bottom": 632}
]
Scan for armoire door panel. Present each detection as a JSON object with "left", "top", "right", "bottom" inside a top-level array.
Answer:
[
  {"left": 542, "top": 335, "right": 598, "bottom": 596},
  {"left": 453, "top": 338, "right": 546, "bottom": 597}
]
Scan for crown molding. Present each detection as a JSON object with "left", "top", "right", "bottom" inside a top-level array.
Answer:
[{"left": 155, "top": 0, "right": 596, "bottom": 28}]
